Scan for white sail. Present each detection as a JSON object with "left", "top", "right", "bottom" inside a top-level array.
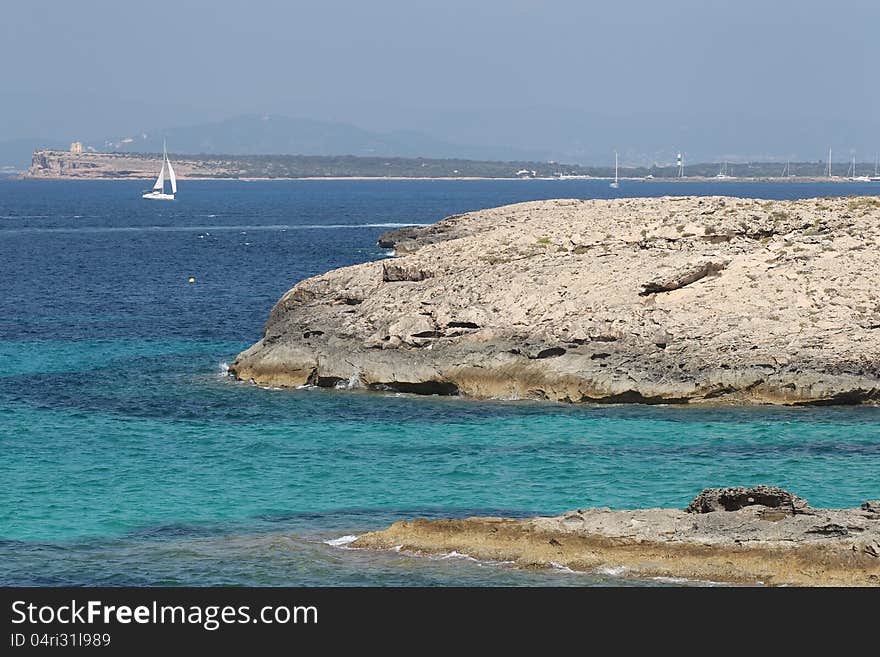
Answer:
[
  {"left": 153, "top": 158, "right": 166, "bottom": 191},
  {"left": 167, "top": 155, "right": 177, "bottom": 194},
  {"left": 143, "top": 141, "right": 176, "bottom": 199}
]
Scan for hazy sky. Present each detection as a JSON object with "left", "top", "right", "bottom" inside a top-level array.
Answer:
[{"left": 3, "top": 1, "right": 879, "bottom": 161}]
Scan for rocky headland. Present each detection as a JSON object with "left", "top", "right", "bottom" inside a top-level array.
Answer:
[
  {"left": 26, "top": 150, "right": 250, "bottom": 179},
  {"left": 22, "top": 150, "right": 589, "bottom": 180},
  {"left": 351, "top": 487, "right": 880, "bottom": 586},
  {"left": 230, "top": 196, "right": 880, "bottom": 405}
]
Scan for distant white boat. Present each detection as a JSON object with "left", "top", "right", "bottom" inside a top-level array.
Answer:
[
  {"left": 609, "top": 151, "right": 619, "bottom": 189},
  {"left": 715, "top": 161, "right": 734, "bottom": 179},
  {"left": 847, "top": 156, "right": 870, "bottom": 182},
  {"left": 142, "top": 142, "right": 177, "bottom": 200}
]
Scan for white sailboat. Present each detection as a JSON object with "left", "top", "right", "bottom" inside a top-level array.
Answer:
[
  {"left": 870, "top": 156, "right": 880, "bottom": 182},
  {"left": 848, "top": 156, "right": 870, "bottom": 182},
  {"left": 609, "top": 151, "right": 619, "bottom": 189},
  {"left": 715, "top": 161, "right": 734, "bottom": 179},
  {"left": 142, "top": 142, "right": 177, "bottom": 200}
]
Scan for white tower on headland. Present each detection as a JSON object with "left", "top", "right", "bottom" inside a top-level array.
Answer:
[{"left": 676, "top": 152, "right": 684, "bottom": 178}]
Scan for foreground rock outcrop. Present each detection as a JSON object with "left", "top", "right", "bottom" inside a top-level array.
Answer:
[
  {"left": 230, "top": 196, "right": 880, "bottom": 404},
  {"left": 351, "top": 487, "right": 880, "bottom": 586}
]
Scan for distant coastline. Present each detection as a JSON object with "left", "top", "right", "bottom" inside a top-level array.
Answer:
[
  {"left": 22, "top": 149, "right": 880, "bottom": 183},
  {"left": 19, "top": 174, "right": 871, "bottom": 183}
]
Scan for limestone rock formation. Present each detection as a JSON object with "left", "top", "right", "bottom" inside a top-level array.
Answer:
[
  {"left": 230, "top": 196, "right": 880, "bottom": 405},
  {"left": 351, "top": 488, "right": 880, "bottom": 586},
  {"left": 685, "top": 485, "right": 811, "bottom": 515}
]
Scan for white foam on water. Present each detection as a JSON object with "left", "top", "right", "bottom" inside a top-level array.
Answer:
[
  {"left": 549, "top": 561, "right": 577, "bottom": 573},
  {"left": 650, "top": 576, "right": 727, "bottom": 586},
  {"left": 595, "top": 565, "right": 629, "bottom": 576},
  {"left": 357, "top": 223, "right": 429, "bottom": 228},
  {"left": 335, "top": 371, "right": 362, "bottom": 390},
  {"left": 391, "top": 545, "right": 403, "bottom": 552},
  {"left": 295, "top": 383, "right": 318, "bottom": 390},
  {"left": 436, "top": 551, "right": 479, "bottom": 562},
  {"left": 218, "top": 361, "right": 230, "bottom": 376},
  {"left": 324, "top": 535, "right": 359, "bottom": 548}
]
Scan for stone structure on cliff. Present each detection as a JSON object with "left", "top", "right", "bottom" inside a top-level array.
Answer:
[{"left": 230, "top": 196, "right": 880, "bottom": 405}]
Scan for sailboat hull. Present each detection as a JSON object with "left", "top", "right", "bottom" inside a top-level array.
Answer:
[{"left": 142, "top": 191, "right": 175, "bottom": 200}]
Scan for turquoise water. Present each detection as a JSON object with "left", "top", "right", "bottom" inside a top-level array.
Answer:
[{"left": 1, "top": 179, "right": 878, "bottom": 585}]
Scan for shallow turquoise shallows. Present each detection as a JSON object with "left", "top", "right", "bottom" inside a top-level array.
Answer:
[{"left": 1, "top": 178, "right": 878, "bottom": 586}]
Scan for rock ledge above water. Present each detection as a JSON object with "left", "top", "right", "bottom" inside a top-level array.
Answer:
[{"left": 351, "top": 486, "right": 880, "bottom": 586}]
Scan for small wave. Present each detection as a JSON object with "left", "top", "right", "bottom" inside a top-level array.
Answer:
[
  {"left": 218, "top": 361, "right": 230, "bottom": 376},
  {"left": 549, "top": 561, "right": 577, "bottom": 573},
  {"left": 650, "top": 576, "right": 727, "bottom": 586},
  {"left": 437, "top": 551, "right": 480, "bottom": 562},
  {"left": 295, "top": 383, "right": 318, "bottom": 390},
  {"left": 433, "top": 551, "right": 514, "bottom": 567},
  {"left": 335, "top": 371, "right": 362, "bottom": 390},
  {"left": 352, "top": 223, "right": 429, "bottom": 228},
  {"left": 324, "top": 535, "right": 359, "bottom": 548},
  {"left": 595, "top": 565, "right": 628, "bottom": 576}
]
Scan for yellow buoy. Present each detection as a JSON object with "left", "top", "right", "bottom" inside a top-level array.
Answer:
[{"left": 188, "top": 277, "right": 196, "bottom": 283}]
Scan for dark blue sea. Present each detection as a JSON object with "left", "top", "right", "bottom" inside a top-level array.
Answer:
[{"left": 1, "top": 178, "right": 878, "bottom": 586}]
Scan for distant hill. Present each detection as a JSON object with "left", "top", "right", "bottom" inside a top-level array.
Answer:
[
  {"left": 0, "top": 115, "right": 550, "bottom": 170},
  {"left": 5, "top": 112, "right": 880, "bottom": 170},
  {"left": 94, "top": 114, "right": 549, "bottom": 162}
]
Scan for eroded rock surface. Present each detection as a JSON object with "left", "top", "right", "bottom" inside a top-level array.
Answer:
[
  {"left": 685, "top": 485, "right": 811, "bottom": 515},
  {"left": 230, "top": 196, "right": 880, "bottom": 405}
]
